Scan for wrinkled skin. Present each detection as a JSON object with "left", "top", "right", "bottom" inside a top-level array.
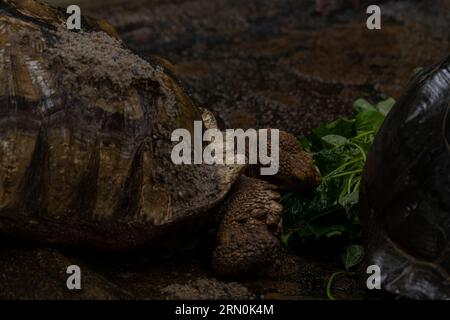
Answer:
[{"left": 361, "top": 56, "right": 450, "bottom": 299}]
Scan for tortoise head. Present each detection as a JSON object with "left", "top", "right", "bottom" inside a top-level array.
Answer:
[{"left": 258, "top": 130, "right": 322, "bottom": 192}]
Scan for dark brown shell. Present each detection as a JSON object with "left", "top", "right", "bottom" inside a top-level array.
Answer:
[
  {"left": 0, "top": 0, "right": 243, "bottom": 249},
  {"left": 361, "top": 56, "right": 450, "bottom": 299}
]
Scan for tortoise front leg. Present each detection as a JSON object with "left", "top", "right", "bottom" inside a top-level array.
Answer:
[{"left": 212, "top": 176, "right": 283, "bottom": 276}]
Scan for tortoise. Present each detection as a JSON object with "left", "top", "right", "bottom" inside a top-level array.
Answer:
[
  {"left": 0, "top": 0, "right": 321, "bottom": 276},
  {"left": 361, "top": 56, "right": 450, "bottom": 298}
]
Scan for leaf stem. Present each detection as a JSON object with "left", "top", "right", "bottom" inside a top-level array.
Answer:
[
  {"left": 326, "top": 169, "right": 362, "bottom": 180},
  {"left": 347, "top": 172, "right": 356, "bottom": 195},
  {"left": 326, "top": 271, "right": 356, "bottom": 300},
  {"left": 348, "top": 142, "right": 367, "bottom": 161},
  {"left": 324, "top": 158, "right": 363, "bottom": 179},
  {"left": 351, "top": 130, "right": 374, "bottom": 140},
  {"left": 353, "top": 179, "right": 361, "bottom": 192}
]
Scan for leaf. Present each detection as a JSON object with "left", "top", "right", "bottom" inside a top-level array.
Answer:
[
  {"left": 282, "top": 96, "right": 394, "bottom": 250},
  {"left": 313, "top": 148, "right": 348, "bottom": 176},
  {"left": 295, "top": 227, "right": 315, "bottom": 241},
  {"left": 281, "top": 191, "right": 313, "bottom": 224},
  {"left": 308, "top": 224, "right": 352, "bottom": 239},
  {"left": 311, "top": 118, "right": 355, "bottom": 147},
  {"left": 281, "top": 233, "right": 291, "bottom": 246},
  {"left": 309, "top": 183, "right": 340, "bottom": 213},
  {"left": 353, "top": 98, "right": 376, "bottom": 113},
  {"left": 341, "top": 244, "right": 364, "bottom": 271},
  {"left": 355, "top": 110, "right": 385, "bottom": 134},
  {"left": 338, "top": 191, "right": 359, "bottom": 215},
  {"left": 298, "top": 136, "right": 312, "bottom": 152},
  {"left": 375, "top": 98, "right": 395, "bottom": 116},
  {"left": 321, "top": 134, "right": 348, "bottom": 148}
]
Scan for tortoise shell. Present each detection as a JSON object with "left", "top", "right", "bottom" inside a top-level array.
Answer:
[
  {"left": 361, "top": 56, "right": 450, "bottom": 299},
  {"left": 0, "top": 0, "right": 243, "bottom": 249}
]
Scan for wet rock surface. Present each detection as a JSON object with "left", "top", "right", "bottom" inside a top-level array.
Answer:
[
  {"left": 82, "top": 0, "right": 450, "bottom": 134},
  {"left": 0, "top": 240, "right": 371, "bottom": 299},
  {"left": 2, "top": 0, "right": 447, "bottom": 299},
  {"left": 0, "top": 241, "right": 130, "bottom": 299},
  {"left": 160, "top": 278, "right": 253, "bottom": 300}
]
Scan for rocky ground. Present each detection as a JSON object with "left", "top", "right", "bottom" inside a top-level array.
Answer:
[
  {"left": 0, "top": 237, "right": 372, "bottom": 299},
  {"left": 85, "top": 0, "right": 450, "bottom": 134},
  {"left": 1, "top": 0, "right": 449, "bottom": 299}
]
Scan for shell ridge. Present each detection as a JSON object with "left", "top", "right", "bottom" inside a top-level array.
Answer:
[
  {"left": 16, "top": 126, "right": 48, "bottom": 216},
  {"left": 113, "top": 141, "right": 145, "bottom": 221}
]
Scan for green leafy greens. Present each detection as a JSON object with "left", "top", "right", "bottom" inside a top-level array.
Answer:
[{"left": 282, "top": 97, "right": 395, "bottom": 269}]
